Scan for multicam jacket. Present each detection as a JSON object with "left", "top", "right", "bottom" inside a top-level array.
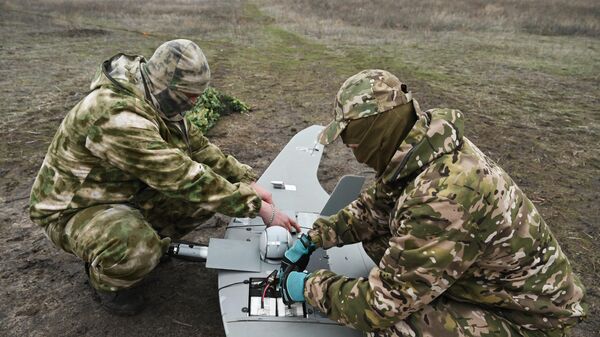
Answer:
[
  {"left": 306, "top": 108, "right": 586, "bottom": 333},
  {"left": 30, "top": 54, "right": 261, "bottom": 228}
]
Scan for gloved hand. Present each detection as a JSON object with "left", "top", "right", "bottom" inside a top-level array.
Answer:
[
  {"left": 280, "top": 234, "right": 316, "bottom": 275},
  {"left": 280, "top": 270, "right": 309, "bottom": 304}
]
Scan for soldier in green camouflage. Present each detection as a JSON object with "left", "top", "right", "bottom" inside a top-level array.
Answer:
[
  {"left": 29, "top": 39, "right": 298, "bottom": 315},
  {"left": 279, "top": 69, "right": 587, "bottom": 336}
]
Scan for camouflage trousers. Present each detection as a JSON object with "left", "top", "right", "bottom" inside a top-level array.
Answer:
[
  {"left": 365, "top": 296, "right": 569, "bottom": 337},
  {"left": 361, "top": 237, "right": 568, "bottom": 337},
  {"left": 44, "top": 188, "right": 215, "bottom": 292}
]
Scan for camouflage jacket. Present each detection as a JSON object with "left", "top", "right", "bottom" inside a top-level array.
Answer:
[
  {"left": 306, "top": 108, "right": 586, "bottom": 333},
  {"left": 30, "top": 54, "right": 260, "bottom": 227}
]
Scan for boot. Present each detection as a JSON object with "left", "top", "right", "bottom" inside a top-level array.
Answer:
[{"left": 85, "top": 263, "right": 146, "bottom": 316}]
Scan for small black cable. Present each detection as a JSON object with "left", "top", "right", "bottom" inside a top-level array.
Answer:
[{"left": 217, "top": 280, "right": 249, "bottom": 291}]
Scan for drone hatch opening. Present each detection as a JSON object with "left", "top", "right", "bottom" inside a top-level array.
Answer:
[{"left": 248, "top": 278, "right": 306, "bottom": 318}]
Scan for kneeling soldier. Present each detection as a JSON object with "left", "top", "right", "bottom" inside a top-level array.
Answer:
[
  {"left": 280, "top": 69, "right": 586, "bottom": 337},
  {"left": 30, "top": 39, "right": 298, "bottom": 315}
]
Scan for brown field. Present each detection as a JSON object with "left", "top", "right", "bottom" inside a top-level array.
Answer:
[{"left": 1, "top": 0, "right": 598, "bottom": 336}]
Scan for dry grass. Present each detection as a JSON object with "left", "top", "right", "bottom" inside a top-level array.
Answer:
[
  {"left": 268, "top": 0, "right": 600, "bottom": 37},
  {"left": 2, "top": 0, "right": 252, "bottom": 39}
]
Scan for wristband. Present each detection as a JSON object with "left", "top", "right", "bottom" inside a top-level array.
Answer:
[{"left": 266, "top": 205, "right": 276, "bottom": 226}]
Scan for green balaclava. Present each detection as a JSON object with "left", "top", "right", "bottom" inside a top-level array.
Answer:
[
  {"left": 341, "top": 102, "right": 417, "bottom": 175},
  {"left": 141, "top": 39, "right": 211, "bottom": 121}
]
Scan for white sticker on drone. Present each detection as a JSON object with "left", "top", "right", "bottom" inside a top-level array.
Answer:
[{"left": 271, "top": 181, "right": 296, "bottom": 191}]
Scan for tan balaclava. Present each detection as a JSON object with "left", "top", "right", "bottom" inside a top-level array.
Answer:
[
  {"left": 142, "top": 39, "right": 211, "bottom": 120},
  {"left": 341, "top": 102, "right": 416, "bottom": 176}
]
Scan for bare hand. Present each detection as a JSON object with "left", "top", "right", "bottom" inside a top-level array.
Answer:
[
  {"left": 258, "top": 201, "right": 301, "bottom": 233},
  {"left": 250, "top": 182, "right": 274, "bottom": 205}
]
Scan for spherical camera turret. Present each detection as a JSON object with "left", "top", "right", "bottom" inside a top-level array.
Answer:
[{"left": 259, "top": 226, "right": 293, "bottom": 264}]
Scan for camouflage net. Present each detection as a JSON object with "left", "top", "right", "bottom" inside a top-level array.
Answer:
[{"left": 186, "top": 87, "right": 250, "bottom": 133}]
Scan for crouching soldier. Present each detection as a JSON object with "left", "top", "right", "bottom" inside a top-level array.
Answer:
[
  {"left": 30, "top": 39, "right": 298, "bottom": 315},
  {"left": 279, "top": 70, "right": 586, "bottom": 336}
]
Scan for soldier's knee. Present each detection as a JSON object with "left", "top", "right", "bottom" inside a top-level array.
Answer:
[
  {"left": 89, "top": 229, "right": 167, "bottom": 291},
  {"left": 80, "top": 206, "right": 169, "bottom": 291}
]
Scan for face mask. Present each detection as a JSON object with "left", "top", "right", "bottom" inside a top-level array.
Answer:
[
  {"left": 142, "top": 39, "right": 210, "bottom": 120},
  {"left": 153, "top": 88, "right": 195, "bottom": 117},
  {"left": 341, "top": 102, "right": 417, "bottom": 175}
]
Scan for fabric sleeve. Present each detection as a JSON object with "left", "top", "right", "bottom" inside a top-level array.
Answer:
[
  {"left": 304, "top": 196, "right": 482, "bottom": 332},
  {"left": 186, "top": 120, "right": 257, "bottom": 183},
  {"left": 85, "top": 110, "right": 261, "bottom": 217},
  {"left": 308, "top": 184, "right": 391, "bottom": 249}
]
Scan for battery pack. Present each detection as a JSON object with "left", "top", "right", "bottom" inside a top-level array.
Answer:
[{"left": 248, "top": 278, "right": 306, "bottom": 318}]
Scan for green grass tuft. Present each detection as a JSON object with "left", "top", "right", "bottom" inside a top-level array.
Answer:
[{"left": 186, "top": 87, "right": 250, "bottom": 133}]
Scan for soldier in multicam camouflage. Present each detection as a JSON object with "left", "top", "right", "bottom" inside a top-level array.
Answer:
[
  {"left": 29, "top": 39, "right": 297, "bottom": 315},
  {"left": 281, "top": 69, "right": 587, "bottom": 336}
]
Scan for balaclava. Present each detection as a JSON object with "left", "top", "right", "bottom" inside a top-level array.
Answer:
[
  {"left": 341, "top": 102, "right": 416, "bottom": 175},
  {"left": 142, "top": 39, "right": 211, "bottom": 120}
]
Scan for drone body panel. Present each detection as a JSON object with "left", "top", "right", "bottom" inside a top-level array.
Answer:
[{"left": 217, "top": 126, "right": 373, "bottom": 337}]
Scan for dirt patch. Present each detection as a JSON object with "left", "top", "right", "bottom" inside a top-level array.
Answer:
[{"left": 1, "top": 0, "right": 598, "bottom": 336}]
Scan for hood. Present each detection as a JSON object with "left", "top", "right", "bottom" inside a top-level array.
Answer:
[
  {"left": 380, "top": 101, "right": 465, "bottom": 185},
  {"left": 141, "top": 39, "right": 210, "bottom": 119},
  {"left": 90, "top": 53, "right": 149, "bottom": 102}
]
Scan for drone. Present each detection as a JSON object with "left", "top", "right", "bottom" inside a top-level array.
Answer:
[{"left": 167, "top": 126, "right": 375, "bottom": 337}]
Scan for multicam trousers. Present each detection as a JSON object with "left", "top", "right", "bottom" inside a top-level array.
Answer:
[
  {"left": 44, "top": 188, "right": 215, "bottom": 292},
  {"left": 361, "top": 235, "right": 568, "bottom": 337},
  {"left": 367, "top": 296, "right": 569, "bottom": 337}
]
